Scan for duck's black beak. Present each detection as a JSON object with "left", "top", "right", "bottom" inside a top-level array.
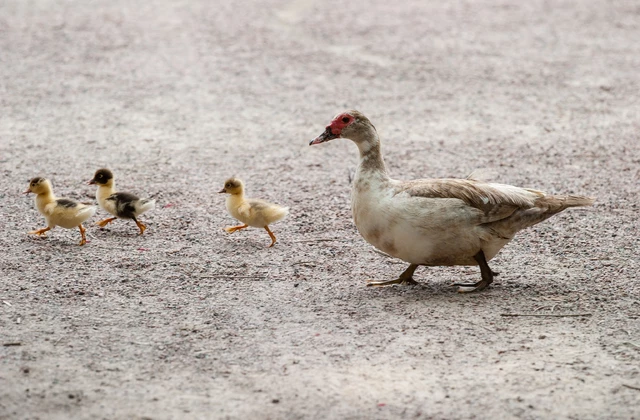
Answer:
[
  {"left": 87, "top": 179, "right": 96, "bottom": 185},
  {"left": 309, "top": 126, "right": 340, "bottom": 145},
  {"left": 218, "top": 188, "right": 226, "bottom": 194},
  {"left": 23, "top": 188, "right": 31, "bottom": 194}
]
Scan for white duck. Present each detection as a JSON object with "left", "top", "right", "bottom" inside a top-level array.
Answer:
[
  {"left": 310, "top": 110, "right": 595, "bottom": 292},
  {"left": 25, "top": 177, "right": 96, "bottom": 245}
]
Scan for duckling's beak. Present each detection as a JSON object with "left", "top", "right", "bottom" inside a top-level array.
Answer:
[
  {"left": 218, "top": 188, "right": 226, "bottom": 194},
  {"left": 309, "top": 126, "right": 340, "bottom": 145},
  {"left": 23, "top": 188, "right": 32, "bottom": 194},
  {"left": 87, "top": 179, "right": 96, "bottom": 185}
]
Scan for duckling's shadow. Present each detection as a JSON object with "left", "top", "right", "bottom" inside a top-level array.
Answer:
[
  {"left": 221, "top": 233, "right": 278, "bottom": 251},
  {"left": 25, "top": 236, "right": 83, "bottom": 249},
  {"left": 91, "top": 227, "right": 146, "bottom": 239}
]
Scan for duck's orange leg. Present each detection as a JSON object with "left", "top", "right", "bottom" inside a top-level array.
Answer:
[
  {"left": 224, "top": 224, "right": 248, "bottom": 234},
  {"left": 28, "top": 226, "right": 51, "bottom": 237},
  {"left": 78, "top": 224, "right": 87, "bottom": 246},
  {"left": 133, "top": 218, "right": 147, "bottom": 235},
  {"left": 96, "top": 217, "right": 117, "bottom": 228},
  {"left": 264, "top": 225, "right": 277, "bottom": 247}
]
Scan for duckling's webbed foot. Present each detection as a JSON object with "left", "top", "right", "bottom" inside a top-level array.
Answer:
[
  {"left": 78, "top": 224, "right": 87, "bottom": 246},
  {"left": 96, "top": 217, "right": 117, "bottom": 228},
  {"left": 133, "top": 217, "right": 147, "bottom": 235},
  {"left": 367, "top": 264, "right": 420, "bottom": 287},
  {"left": 264, "top": 226, "right": 277, "bottom": 248},
  {"left": 224, "top": 224, "right": 248, "bottom": 234},
  {"left": 454, "top": 250, "right": 495, "bottom": 293},
  {"left": 28, "top": 227, "right": 51, "bottom": 237}
]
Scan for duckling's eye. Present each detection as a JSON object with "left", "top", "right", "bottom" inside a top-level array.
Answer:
[{"left": 342, "top": 117, "right": 350, "bottom": 123}]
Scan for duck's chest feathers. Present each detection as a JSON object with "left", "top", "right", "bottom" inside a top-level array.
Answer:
[
  {"left": 226, "top": 195, "right": 246, "bottom": 221},
  {"left": 351, "top": 172, "right": 399, "bottom": 255},
  {"left": 96, "top": 186, "right": 118, "bottom": 215},
  {"left": 35, "top": 194, "right": 54, "bottom": 216}
]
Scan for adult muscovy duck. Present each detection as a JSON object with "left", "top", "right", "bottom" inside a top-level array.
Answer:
[{"left": 310, "top": 110, "right": 594, "bottom": 292}]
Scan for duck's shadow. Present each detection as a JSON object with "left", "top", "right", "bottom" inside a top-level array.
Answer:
[
  {"left": 90, "top": 227, "right": 147, "bottom": 239},
  {"left": 357, "top": 280, "right": 505, "bottom": 300},
  {"left": 222, "top": 235, "right": 277, "bottom": 251},
  {"left": 25, "top": 235, "right": 85, "bottom": 249}
]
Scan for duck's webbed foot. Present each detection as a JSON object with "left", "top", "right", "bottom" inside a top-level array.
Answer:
[
  {"left": 453, "top": 250, "right": 496, "bottom": 293},
  {"left": 224, "top": 224, "right": 248, "bottom": 234},
  {"left": 78, "top": 224, "right": 87, "bottom": 246},
  {"left": 28, "top": 227, "right": 51, "bottom": 237},
  {"left": 133, "top": 218, "right": 147, "bottom": 235},
  {"left": 96, "top": 217, "right": 117, "bottom": 228},
  {"left": 367, "top": 264, "right": 420, "bottom": 287},
  {"left": 264, "top": 225, "right": 277, "bottom": 248}
]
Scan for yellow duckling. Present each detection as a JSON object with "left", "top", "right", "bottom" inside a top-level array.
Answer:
[
  {"left": 88, "top": 168, "right": 156, "bottom": 235},
  {"left": 24, "top": 177, "right": 96, "bottom": 246},
  {"left": 219, "top": 177, "right": 289, "bottom": 247}
]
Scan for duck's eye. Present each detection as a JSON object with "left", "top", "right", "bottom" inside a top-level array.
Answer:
[{"left": 342, "top": 117, "right": 350, "bottom": 124}]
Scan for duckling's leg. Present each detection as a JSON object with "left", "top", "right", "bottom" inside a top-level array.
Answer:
[
  {"left": 453, "top": 250, "right": 496, "bottom": 293},
  {"left": 224, "top": 224, "right": 248, "bottom": 234},
  {"left": 96, "top": 217, "right": 117, "bottom": 228},
  {"left": 264, "top": 226, "right": 277, "bottom": 247},
  {"left": 78, "top": 224, "right": 87, "bottom": 246},
  {"left": 366, "top": 264, "right": 420, "bottom": 287},
  {"left": 28, "top": 227, "right": 51, "bottom": 237},
  {"left": 133, "top": 217, "right": 147, "bottom": 235}
]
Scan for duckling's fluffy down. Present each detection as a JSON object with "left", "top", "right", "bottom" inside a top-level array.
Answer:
[
  {"left": 45, "top": 203, "right": 96, "bottom": 229},
  {"left": 241, "top": 199, "right": 289, "bottom": 228}
]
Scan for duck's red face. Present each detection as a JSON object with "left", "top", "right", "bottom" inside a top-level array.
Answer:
[{"left": 309, "top": 113, "right": 355, "bottom": 145}]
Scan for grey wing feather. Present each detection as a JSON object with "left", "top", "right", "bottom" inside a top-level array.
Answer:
[{"left": 107, "top": 192, "right": 140, "bottom": 219}]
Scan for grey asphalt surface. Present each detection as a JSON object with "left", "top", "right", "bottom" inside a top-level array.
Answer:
[{"left": 1, "top": 0, "right": 639, "bottom": 418}]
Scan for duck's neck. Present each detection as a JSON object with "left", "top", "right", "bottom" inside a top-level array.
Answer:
[
  {"left": 35, "top": 190, "right": 55, "bottom": 212},
  {"left": 227, "top": 193, "right": 245, "bottom": 206},
  {"left": 36, "top": 190, "right": 55, "bottom": 203},
  {"left": 354, "top": 127, "right": 388, "bottom": 179},
  {"left": 96, "top": 182, "right": 116, "bottom": 201}
]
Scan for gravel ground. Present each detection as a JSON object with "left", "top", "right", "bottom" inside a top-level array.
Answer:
[{"left": 1, "top": 0, "right": 639, "bottom": 418}]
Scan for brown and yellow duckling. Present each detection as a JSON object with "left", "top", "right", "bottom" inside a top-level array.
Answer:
[
  {"left": 24, "top": 177, "right": 96, "bottom": 245},
  {"left": 219, "top": 177, "right": 289, "bottom": 247}
]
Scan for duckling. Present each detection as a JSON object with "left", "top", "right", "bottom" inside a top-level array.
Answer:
[
  {"left": 88, "top": 168, "right": 156, "bottom": 235},
  {"left": 24, "top": 177, "right": 96, "bottom": 245},
  {"left": 310, "top": 110, "right": 595, "bottom": 292},
  {"left": 219, "top": 178, "right": 289, "bottom": 247}
]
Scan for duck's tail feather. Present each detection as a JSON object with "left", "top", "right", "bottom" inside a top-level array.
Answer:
[
  {"left": 137, "top": 199, "right": 156, "bottom": 214},
  {"left": 536, "top": 195, "right": 595, "bottom": 213},
  {"left": 269, "top": 206, "right": 289, "bottom": 224},
  {"left": 77, "top": 205, "right": 97, "bottom": 222},
  {"left": 486, "top": 194, "right": 594, "bottom": 238}
]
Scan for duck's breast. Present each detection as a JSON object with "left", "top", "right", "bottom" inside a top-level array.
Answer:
[
  {"left": 97, "top": 188, "right": 118, "bottom": 216},
  {"left": 352, "top": 180, "right": 489, "bottom": 266}
]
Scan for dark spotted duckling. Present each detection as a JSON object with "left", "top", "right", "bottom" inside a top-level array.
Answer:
[{"left": 88, "top": 168, "right": 155, "bottom": 235}]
